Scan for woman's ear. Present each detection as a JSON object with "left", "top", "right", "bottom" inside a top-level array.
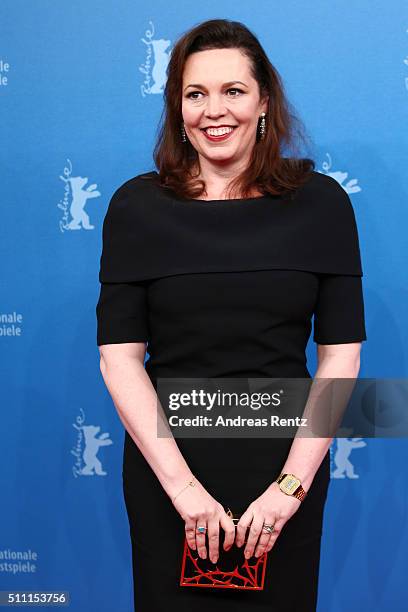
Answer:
[{"left": 260, "top": 95, "right": 269, "bottom": 114}]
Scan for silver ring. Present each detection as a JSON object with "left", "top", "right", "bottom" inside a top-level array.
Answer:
[
  {"left": 262, "top": 523, "right": 275, "bottom": 534},
  {"left": 196, "top": 525, "right": 207, "bottom": 534}
]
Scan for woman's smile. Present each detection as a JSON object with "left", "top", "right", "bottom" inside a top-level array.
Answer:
[{"left": 200, "top": 125, "right": 239, "bottom": 142}]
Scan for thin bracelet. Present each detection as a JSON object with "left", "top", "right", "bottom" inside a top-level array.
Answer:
[{"left": 172, "top": 475, "right": 196, "bottom": 503}]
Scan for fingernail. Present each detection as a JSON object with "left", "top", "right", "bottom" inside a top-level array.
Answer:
[
  {"left": 244, "top": 551, "right": 250, "bottom": 558},
  {"left": 211, "top": 556, "right": 218, "bottom": 563}
]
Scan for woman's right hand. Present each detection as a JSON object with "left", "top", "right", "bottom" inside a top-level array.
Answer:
[{"left": 172, "top": 479, "right": 235, "bottom": 564}]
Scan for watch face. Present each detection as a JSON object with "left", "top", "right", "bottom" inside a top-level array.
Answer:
[{"left": 280, "top": 475, "right": 300, "bottom": 494}]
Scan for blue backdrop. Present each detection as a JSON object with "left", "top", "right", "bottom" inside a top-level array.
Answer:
[{"left": 1, "top": 1, "right": 407, "bottom": 610}]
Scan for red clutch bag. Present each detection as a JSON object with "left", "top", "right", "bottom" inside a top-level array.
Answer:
[{"left": 180, "top": 509, "right": 268, "bottom": 590}]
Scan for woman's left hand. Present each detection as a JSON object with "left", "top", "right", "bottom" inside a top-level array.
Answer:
[{"left": 235, "top": 482, "right": 303, "bottom": 558}]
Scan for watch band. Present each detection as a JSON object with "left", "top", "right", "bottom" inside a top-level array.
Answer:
[{"left": 276, "top": 473, "right": 307, "bottom": 502}]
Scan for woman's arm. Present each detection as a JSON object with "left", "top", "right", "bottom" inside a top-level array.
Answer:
[
  {"left": 235, "top": 342, "right": 362, "bottom": 558},
  {"left": 280, "top": 342, "right": 362, "bottom": 491},
  {"left": 99, "top": 341, "right": 195, "bottom": 499},
  {"left": 99, "top": 342, "right": 235, "bottom": 563}
]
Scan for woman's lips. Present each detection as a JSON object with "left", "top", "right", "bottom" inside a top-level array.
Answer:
[{"left": 201, "top": 126, "right": 238, "bottom": 142}]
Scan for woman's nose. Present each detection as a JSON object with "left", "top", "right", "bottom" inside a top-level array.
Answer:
[{"left": 204, "top": 95, "right": 227, "bottom": 117}]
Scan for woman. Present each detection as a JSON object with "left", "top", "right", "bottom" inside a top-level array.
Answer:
[{"left": 96, "top": 19, "right": 367, "bottom": 612}]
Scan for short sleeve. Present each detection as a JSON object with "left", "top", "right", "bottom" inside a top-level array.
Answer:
[
  {"left": 96, "top": 179, "right": 151, "bottom": 346},
  {"left": 96, "top": 281, "right": 149, "bottom": 346},
  {"left": 313, "top": 274, "right": 367, "bottom": 344}
]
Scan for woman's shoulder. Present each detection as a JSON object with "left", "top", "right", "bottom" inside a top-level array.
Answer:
[
  {"left": 109, "top": 170, "right": 159, "bottom": 200},
  {"left": 295, "top": 170, "right": 358, "bottom": 223},
  {"left": 103, "top": 171, "right": 161, "bottom": 224},
  {"left": 299, "top": 170, "right": 350, "bottom": 199}
]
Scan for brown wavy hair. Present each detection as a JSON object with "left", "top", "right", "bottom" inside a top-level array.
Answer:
[{"left": 145, "top": 18, "right": 316, "bottom": 200}]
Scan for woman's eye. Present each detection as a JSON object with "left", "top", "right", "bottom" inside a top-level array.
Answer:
[
  {"left": 186, "top": 91, "right": 202, "bottom": 100},
  {"left": 186, "top": 88, "right": 244, "bottom": 100},
  {"left": 227, "top": 88, "right": 244, "bottom": 96}
]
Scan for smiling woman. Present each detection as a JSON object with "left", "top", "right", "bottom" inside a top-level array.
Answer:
[
  {"left": 96, "top": 17, "right": 367, "bottom": 612},
  {"left": 149, "top": 19, "right": 315, "bottom": 202},
  {"left": 181, "top": 49, "right": 269, "bottom": 188}
]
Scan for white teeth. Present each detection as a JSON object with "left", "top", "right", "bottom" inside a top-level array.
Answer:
[{"left": 205, "top": 126, "right": 234, "bottom": 136}]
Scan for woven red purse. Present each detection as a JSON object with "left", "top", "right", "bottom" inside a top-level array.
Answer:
[{"left": 180, "top": 509, "right": 268, "bottom": 590}]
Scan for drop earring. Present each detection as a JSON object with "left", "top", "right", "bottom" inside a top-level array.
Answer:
[
  {"left": 258, "top": 112, "right": 266, "bottom": 141},
  {"left": 181, "top": 122, "right": 187, "bottom": 143}
]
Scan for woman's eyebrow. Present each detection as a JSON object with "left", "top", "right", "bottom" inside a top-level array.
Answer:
[{"left": 183, "top": 80, "right": 248, "bottom": 92}]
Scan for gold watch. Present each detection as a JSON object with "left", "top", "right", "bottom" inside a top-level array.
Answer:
[{"left": 275, "top": 473, "right": 307, "bottom": 502}]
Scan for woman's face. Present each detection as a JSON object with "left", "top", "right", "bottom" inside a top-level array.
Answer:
[{"left": 181, "top": 48, "right": 268, "bottom": 168}]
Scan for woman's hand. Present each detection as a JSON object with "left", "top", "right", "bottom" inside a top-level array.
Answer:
[
  {"left": 172, "top": 480, "right": 235, "bottom": 564},
  {"left": 235, "top": 482, "right": 303, "bottom": 558}
]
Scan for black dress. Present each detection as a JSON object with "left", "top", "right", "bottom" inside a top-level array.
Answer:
[{"left": 96, "top": 170, "right": 367, "bottom": 611}]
